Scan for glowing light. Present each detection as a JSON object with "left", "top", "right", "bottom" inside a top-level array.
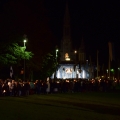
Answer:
[
  {"left": 57, "top": 70, "right": 60, "bottom": 78},
  {"left": 66, "top": 58, "right": 70, "bottom": 61},
  {"left": 82, "top": 70, "right": 85, "bottom": 78},
  {"left": 74, "top": 50, "right": 77, "bottom": 53},
  {"left": 65, "top": 53, "right": 70, "bottom": 61},
  {"left": 57, "top": 81, "right": 60, "bottom": 83},
  {"left": 65, "top": 68, "right": 72, "bottom": 73},
  {"left": 47, "top": 77, "right": 49, "bottom": 81},
  {"left": 66, "top": 80, "right": 69, "bottom": 82},
  {"left": 23, "top": 39, "right": 27, "bottom": 43},
  {"left": 56, "top": 49, "right": 58, "bottom": 52},
  {"left": 110, "top": 69, "right": 114, "bottom": 72},
  {"left": 56, "top": 49, "right": 59, "bottom": 57},
  {"left": 3, "top": 90, "right": 6, "bottom": 93},
  {"left": 77, "top": 70, "right": 79, "bottom": 74},
  {"left": 8, "top": 82, "right": 11, "bottom": 86}
]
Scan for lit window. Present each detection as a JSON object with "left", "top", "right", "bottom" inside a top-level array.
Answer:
[{"left": 65, "top": 53, "right": 70, "bottom": 61}]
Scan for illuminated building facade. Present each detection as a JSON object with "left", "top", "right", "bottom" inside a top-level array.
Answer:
[
  {"left": 51, "top": 2, "right": 94, "bottom": 79},
  {"left": 51, "top": 62, "right": 90, "bottom": 79}
]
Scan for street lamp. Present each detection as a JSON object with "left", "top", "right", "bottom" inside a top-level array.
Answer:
[
  {"left": 74, "top": 50, "right": 77, "bottom": 62},
  {"left": 54, "top": 48, "right": 59, "bottom": 80},
  {"left": 106, "top": 69, "right": 109, "bottom": 79},
  {"left": 23, "top": 39, "right": 27, "bottom": 47},
  {"left": 56, "top": 49, "right": 58, "bottom": 58},
  {"left": 74, "top": 50, "right": 78, "bottom": 79},
  {"left": 23, "top": 39, "right": 27, "bottom": 81}
]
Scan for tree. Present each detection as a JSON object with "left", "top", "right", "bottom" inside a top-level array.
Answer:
[
  {"left": 0, "top": 42, "right": 33, "bottom": 79},
  {"left": 40, "top": 50, "right": 59, "bottom": 80},
  {"left": 0, "top": 43, "right": 33, "bottom": 65}
]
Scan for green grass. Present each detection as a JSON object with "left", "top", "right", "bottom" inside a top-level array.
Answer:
[{"left": 0, "top": 92, "right": 120, "bottom": 120}]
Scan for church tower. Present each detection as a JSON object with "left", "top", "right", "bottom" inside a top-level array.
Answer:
[{"left": 60, "top": 2, "right": 73, "bottom": 61}]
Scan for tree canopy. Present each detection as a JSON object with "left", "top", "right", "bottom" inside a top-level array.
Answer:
[
  {"left": 40, "top": 50, "right": 59, "bottom": 80},
  {"left": 0, "top": 43, "right": 33, "bottom": 65}
]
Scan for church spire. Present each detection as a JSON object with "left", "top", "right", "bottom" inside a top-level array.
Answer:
[
  {"left": 60, "top": 1, "right": 73, "bottom": 61},
  {"left": 63, "top": 1, "right": 71, "bottom": 41}
]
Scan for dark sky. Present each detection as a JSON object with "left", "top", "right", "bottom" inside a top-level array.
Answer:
[
  {"left": 44, "top": 0, "right": 120, "bottom": 65},
  {"left": 0, "top": 0, "right": 120, "bottom": 65}
]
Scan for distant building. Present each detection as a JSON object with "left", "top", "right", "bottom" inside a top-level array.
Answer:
[{"left": 51, "top": 2, "right": 94, "bottom": 80}]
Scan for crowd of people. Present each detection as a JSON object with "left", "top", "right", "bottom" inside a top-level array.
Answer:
[{"left": 0, "top": 78, "right": 119, "bottom": 97}]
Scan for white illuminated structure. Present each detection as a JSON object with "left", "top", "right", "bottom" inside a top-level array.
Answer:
[
  {"left": 51, "top": 2, "right": 94, "bottom": 80},
  {"left": 51, "top": 64, "right": 89, "bottom": 79}
]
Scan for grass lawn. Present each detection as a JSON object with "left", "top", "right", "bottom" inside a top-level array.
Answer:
[{"left": 0, "top": 92, "right": 120, "bottom": 120}]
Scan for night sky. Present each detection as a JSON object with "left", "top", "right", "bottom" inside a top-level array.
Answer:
[{"left": 0, "top": 0, "right": 120, "bottom": 66}]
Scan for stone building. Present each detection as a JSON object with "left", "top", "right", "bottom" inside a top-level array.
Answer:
[{"left": 51, "top": 2, "right": 94, "bottom": 80}]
